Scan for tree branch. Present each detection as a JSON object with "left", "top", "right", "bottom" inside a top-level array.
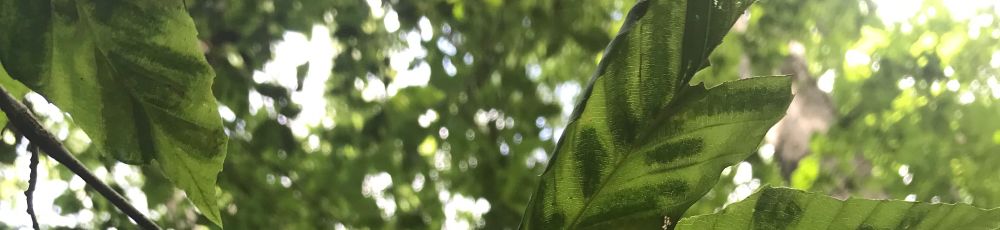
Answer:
[
  {"left": 0, "top": 86, "right": 161, "bottom": 230},
  {"left": 25, "top": 143, "right": 40, "bottom": 230}
]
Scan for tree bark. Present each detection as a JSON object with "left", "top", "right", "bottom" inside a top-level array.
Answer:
[
  {"left": 0, "top": 86, "right": 161, "bottom": 230},
  {"left": 772, "top": 54, "right": 837, "bottom": 181}
]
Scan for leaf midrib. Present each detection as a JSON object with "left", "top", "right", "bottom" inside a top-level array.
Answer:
[
  {"left": 542, "top": 0, "right": 744, "bottom": 227},
  {"left": 76, "top": 1, "right": 151, "bottom": 158},
  {"left": 562, "top": 14, "right": 712, "bottom": 227},
  {"left": 75, "top": 2, "right": 218, "bottom": 217},
  {"left": 564, "top": 17, "right": 644, "bottom": 230},
  {"left": 82, "top": 3, "right": 221, "bottom": 221}
]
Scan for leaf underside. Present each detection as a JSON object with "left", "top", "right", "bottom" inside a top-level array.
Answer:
[
  {"left": 677, "top": 187, "right": 1000, "bottom": 230},
  {"left": 0, "top": 0, "right": 227, "bottom": 226},
  {"left": 520, "top": 0, "right": 793, "bottom": 229}
]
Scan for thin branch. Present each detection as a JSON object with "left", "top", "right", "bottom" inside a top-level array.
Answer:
[
  {"left": 0, "top": 86, "right": 161, "bottom": 230},
  {"left": 25, "top": 143, "right": 40, "bottom": 230}
]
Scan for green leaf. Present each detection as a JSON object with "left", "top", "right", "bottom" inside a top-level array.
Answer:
[
  {"left": 0, "top": 60, "right": 30, "bottom": 129},
  {"left": 0, "top": 0, "right": 227, "bottom": 226},
  {"left": 521, "top": 0, "right": 791, "bottom": 229},
  {"left": 677, "top": 187, "right": 1000, "bottom": 229}
]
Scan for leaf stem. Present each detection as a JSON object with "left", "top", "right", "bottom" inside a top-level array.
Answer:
[{"left": 0, "top": 86, "right": 161, "bottom": 230}]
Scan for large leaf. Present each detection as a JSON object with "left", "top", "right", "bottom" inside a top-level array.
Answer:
[
  {"left": 678, "top": 187, "right": 1000, "bottom": 229},
  {"left": 0, "top": 0, "right": 227, "bottom": 225},
  {"left": 520, "top": 0, "right": 792, "bottom": 229}
]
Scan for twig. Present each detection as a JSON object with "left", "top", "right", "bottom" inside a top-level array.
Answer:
[
  {"left": 0, "top": 86, "right": 161, "bottom": 229},
  {"left": 25, "top": 143, "right": 40, "bottom": 230}
]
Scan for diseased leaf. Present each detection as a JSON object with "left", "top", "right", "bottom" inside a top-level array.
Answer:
[
  {"left": 677, "top": 187, "right": 1000, "bottom": 230},
  {"left": 0, "top": 0, "right": 227, "bottom": 226},
  {"left": 520, "top": 0, "right": 792, "bottom": 229}
]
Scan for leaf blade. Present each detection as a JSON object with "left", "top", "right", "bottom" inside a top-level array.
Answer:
[
  {"left": 0, "top": 0, "right": 227, "bottom": 226},
  {"left": 676, "top": 187, "right": 1000, "bottom": 230},
  {"left": 521, "top": 0, "right": 791, "bottom": 229}
]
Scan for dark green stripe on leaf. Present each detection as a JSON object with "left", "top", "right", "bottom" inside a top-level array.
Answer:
[
  {"left": 576, "top": 127, "right": 609, "bottom": 198},
  {"left": 752, "top": 188, "right": 803, "bottom": 230},
  {"left": 105, "top": 52, "right": 188, "bottom": 110},
  {"left": 112, "top": 39, "right": 209, "bottom": 78},
  {"left": 577, "top": 180, "right": 689, "bottom": 228},
  {"left": 687, "top": 83, "right": 792, "bottom": 117},
  {"left": 894, "top": 206, "right": 929, "bottom": 229},
  {"left": 677, "top": 187, "right": 1000, "bottom": 230},
  {"left": 645, "top": 138, "right": 703, "bottom": 164},
  {"left": 93, "top": 3, "right": 167, "bottom": 36},
  {"left": 602, "top": 45, "right": 639, "bottom": 145}
]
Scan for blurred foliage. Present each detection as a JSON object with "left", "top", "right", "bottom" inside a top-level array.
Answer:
[
  {"left": 0, "top": 0, "right": 999, "bottom": 229},
  {"left": 189, "top": 0, "right": 621, "bottom": 228}
]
